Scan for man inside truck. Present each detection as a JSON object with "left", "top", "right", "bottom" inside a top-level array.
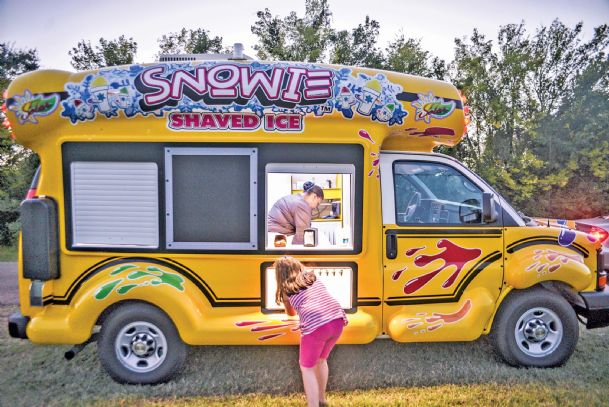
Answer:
[{"left": 267, "top": 182, "right": 324, "bottom": 245}]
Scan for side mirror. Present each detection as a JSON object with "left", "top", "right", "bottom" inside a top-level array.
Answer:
[
  {"left": 459, "top": 198, "right": 482, "bottom": 224},
  {"left": 482, "top": 192, "right": 498, "bottom": 223}
]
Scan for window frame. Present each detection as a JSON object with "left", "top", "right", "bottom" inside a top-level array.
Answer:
[
  {"left": 379, "top": 153, "right": 507, "bottom": 227},
  {"left": 70, "top": 161, "right": 160, "bottom": 249},
  {"left": 391, "top": 160, "right": 486, "bottom": 227},
  {"left": 264, "top": 162, "right": 356, "bottom": 251},
  {"left": 165, "top": 147, "right": 258, "bottom": 250},
  {"left": 393, "top": 160, "right": 486, "bottom": 227}
]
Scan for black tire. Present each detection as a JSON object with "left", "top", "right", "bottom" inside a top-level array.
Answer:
[
  {"left": 97, "top": 302, "right": 187, "bottom": 384},
  {"left": 491, "top": 287, "right": 579, "bottom": 368}
]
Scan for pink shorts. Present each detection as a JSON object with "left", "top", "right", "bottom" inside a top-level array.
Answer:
[{"left": 299, "top": 318, "right": 344, "bottom": 368}]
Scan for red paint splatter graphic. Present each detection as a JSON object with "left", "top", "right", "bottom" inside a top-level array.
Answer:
[
  {"left": 402, "top": 300, "right": 472, "bottom": 335},
  {"left": 358, "top": 129, "right": 375, "bottom": 144},
  {"left": 405, "top": 127, "right": 456, "bottom": 138},
  {"left": 392, "top": 266, "right": 408, "bottom": 281},
  {"left": 406, "top": 246, "right": 425, "bottom": 256},
  {"left": 526, "top": 249, "right": 583, "bottom": 278},
  {"left": 235, "top": 319, "right": 300, "bottom": 341},
  {"left": 403, "top": 240, "right": 482, "bottom": 294}
]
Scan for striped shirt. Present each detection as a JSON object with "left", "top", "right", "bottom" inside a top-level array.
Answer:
[{"left": 288, "top": 279, "right": 348, "bottom": 335}]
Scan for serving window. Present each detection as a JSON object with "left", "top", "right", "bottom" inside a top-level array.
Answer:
[
  {"left": 165, "top": 147, "right": 258, "bottom": 250},
  {"left": 265, "top": 163, "right": 355, "bottom": 251}
]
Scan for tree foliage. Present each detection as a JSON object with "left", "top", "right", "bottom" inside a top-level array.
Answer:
[
  {"left": 251, "top": 0, "right": 440, "bottom": 76},
  {"left": 385, "top": 35, "right": 446, "bottom": 79},
  {"left": 0, "top": 43, "right": 40, "bottom": 245},
  {"left": 450, "top": 20, "right": 609, "bottom": 217},
  {"left": 0, "top": 43, "right": 39, "bottom": 90},
  {"left": 330, "top": 16, "right": 384, "bottom": 68},
  {"left": 251, "top": 0, "right": 333, "bottom": 62},
  {"left": 157, "top": 28, "right": 224, "bottom": 57},
  {"left": 69, "top": 35, "right": 137, "bottom": 70}
]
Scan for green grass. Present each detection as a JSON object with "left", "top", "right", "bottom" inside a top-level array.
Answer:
[
  {"left": 0, "top": 245, "right": 17, "bottom": 262},
  {"left": 1, "top": 304, "right": 608, "bottom": 406}
]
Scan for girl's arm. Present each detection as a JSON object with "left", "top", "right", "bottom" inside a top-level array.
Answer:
[{"left": 282, "top": 293, "right": 297, "bottom": 316}]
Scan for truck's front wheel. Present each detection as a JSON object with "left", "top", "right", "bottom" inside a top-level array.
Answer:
[
  {"left": 491, "top": 287, "right": 579, "bottom": 367},
  {"left": 97, "top": 302, "right": 187, "bottom": 384}
]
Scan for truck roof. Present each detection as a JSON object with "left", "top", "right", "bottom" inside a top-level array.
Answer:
[{"left": 5, "top": 60, "right": 466, "bottom": 152}]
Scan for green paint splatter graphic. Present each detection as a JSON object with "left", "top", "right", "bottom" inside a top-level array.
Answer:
[
  {"left": 117, "top": 284, "right": 139, "bottom": 294},
  {"left": 110, "top": 264, "right": 137, "bottom": 275},
  {"left": 95, "top": 279, "right": 123, "bottom": 300},
  {"left": 94, "top": 263, "right": 185, "bottom": 300}
]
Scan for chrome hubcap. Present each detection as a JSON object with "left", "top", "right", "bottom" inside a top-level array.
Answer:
[
  {"left": 515, "top": 307, "right": 563, "bottom": 358},
  {"left": 131, "top": 332, "right": 156, "bottom": 357},
  {"left": 115, "top": 321, "right": 167, "bottom": 372},
  {"left": 524, "top": 318, "right": 549, "bottom": 342}
]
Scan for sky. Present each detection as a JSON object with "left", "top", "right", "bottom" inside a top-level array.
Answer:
[{"left": 0, "top": 0, "right": 608, "bottom": 70}]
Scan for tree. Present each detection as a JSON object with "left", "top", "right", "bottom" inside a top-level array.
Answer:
[
  {"left": 0, "top": 43, "right": 40, "bottom": 245},
  {"left": 450, "top": 21, "right": 609, "bottom": 217},
  {"left": 532, "top": 57, "right": 609, "bottom": 218},
  {"left": 69, "top": 35, "right": 137, "bottom": 70},
  {"left": 329, "top": 16, "right": 384, "bottom": 68},
  {"left": 157, "top": 28, "right": 224, "bottom": 57},
  {"left": 385, "top": 35, "right": 446, "bottom": 79},
  {"left": 251, "top": 0, "right": 333, "bottom": 62},
  {"left": 0, "top": 43, "right": 39, "bottom": 90}
]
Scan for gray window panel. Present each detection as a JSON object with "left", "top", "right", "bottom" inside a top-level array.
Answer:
[
  {"left": 71, "top": 162, "right": 159, "bottom": 248},
  {"left": 165, "top": 147, "right": 258, "bottom": 250}
]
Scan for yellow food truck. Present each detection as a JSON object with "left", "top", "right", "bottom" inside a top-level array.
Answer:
[{"left": 5, "top": 54, "right": 609, "bottom": 384}]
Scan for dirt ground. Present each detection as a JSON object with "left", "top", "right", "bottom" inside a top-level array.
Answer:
[{"left": 0, "top": 263, "right": 18, "bottom": 305}]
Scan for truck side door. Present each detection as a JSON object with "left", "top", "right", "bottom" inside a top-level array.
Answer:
[{"left": 380, "top": 153, "right": 504, "bottom": 342}]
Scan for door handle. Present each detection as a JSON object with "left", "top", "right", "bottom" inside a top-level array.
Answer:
[{"left": 386, "top": 233, "right": 397, "bottom": 259}]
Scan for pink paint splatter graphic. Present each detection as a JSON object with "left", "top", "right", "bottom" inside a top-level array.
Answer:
[
  {"left": 402, "top": 300, "right": 472, "bottom": 335},
  {"left": 368, "top": 151, "right": 380, "bottom": 178},
  {"left": 525, "top": 249, "right": 584, "bottom": 278},
  {"left": 403, "top": 240, "right": 482, "bottom": 294},
  {"left": 235, "top": 319, "right": 300, "bottom": 341},
  {"left": 358, "top": 129, "right": 375, "bottom": 144},
  {"left": 235, "top": 321, "right": 265, "bottom": 327},
  {"left": 586, "top": 234, "right": 599, "bottom": 243},
  {"left": 359, "top": 130, "right": 380, "bottom": 178}
]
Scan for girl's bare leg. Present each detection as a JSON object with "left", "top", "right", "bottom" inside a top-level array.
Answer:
[
  {"left": 300, "top": 365, "right": 319, "bottom": 407},
  {"left": 317, "top": 358, "right": 329, "bottom": 404}
]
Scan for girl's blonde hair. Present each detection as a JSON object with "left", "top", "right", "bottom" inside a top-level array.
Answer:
[{"left": 274, "top": 256, "right": 316, "bottom": 305}]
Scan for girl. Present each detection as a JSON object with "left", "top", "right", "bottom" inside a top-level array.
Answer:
[{"left": 274, "top": 256, "right": 348, "bottom": 407}]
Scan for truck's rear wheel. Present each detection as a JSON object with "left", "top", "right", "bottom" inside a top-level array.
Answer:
[
  {"left": 491, "top": 287, "right": 579, "bottom": 367},
  {"left": 97, "top": 302, "right": 187, "bottom": 384}
]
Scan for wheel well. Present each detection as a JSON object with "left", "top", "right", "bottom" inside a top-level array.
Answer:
[
  {"left": 95, "top": 299, "right": 171, "bottom": 327},
  {"left": 500, "top": 281, "right": 584, "bottom": 311},
  {"left": 487, "top": 281, "right": 584, "bottom": 333},
  {"left": 538, "top": 281, "right": 586, "bottom": 309}
]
